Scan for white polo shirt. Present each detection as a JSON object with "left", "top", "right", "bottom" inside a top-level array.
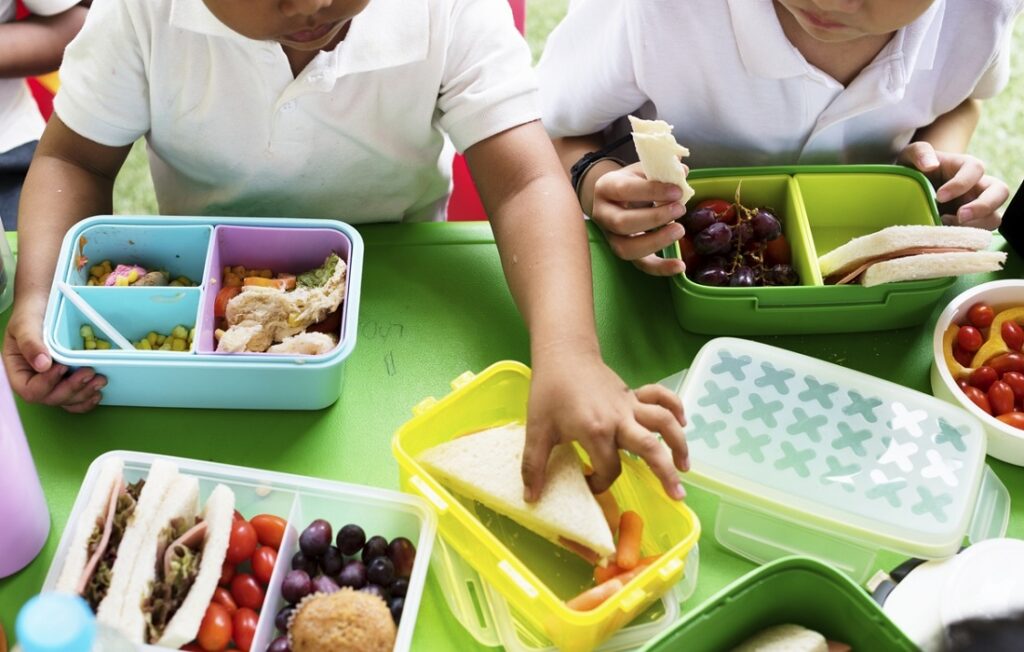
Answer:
[
  {"left": 538, "top": 0, "right": 1022, "bottom": 168},
  {"left": 0, "top": 0, "right": 79, "bottom": 154},
  {"left": 55, "top": 0, "right": 538, "bottom": 222}
]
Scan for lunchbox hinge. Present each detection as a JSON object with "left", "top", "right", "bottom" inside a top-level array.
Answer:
[
  {"left": 413, "top": 397, "right": 437, "bottom": 416},
  {"left": 450, "top": 371, "right": 476, "bottom": 391}
]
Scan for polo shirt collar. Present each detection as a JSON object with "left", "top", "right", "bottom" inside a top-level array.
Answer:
[
  {"left": 727, "top": 0, "right": 944, "bottom": 83},
  {"left": 169, "top": 0, "right": 430, "bottom": 75}
]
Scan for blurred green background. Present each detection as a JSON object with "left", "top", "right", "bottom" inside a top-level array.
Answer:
[{"left": 112, "top": 0, "right": 1023, "bottom": 214}]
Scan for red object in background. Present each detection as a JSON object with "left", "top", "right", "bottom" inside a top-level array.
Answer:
[
  {"left": 447, "top": 0, "right": 525, "bottom": 222},
  {"left": 15, "top": 0, "right": 57, "bottom": 120}
]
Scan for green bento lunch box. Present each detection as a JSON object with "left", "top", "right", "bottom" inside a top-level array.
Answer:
[
  {"left": 667, "top": 165, "right": 954, "bottom": 335},
  {"left": 639, "top": 557, "right": 917, "bottom": 651}
]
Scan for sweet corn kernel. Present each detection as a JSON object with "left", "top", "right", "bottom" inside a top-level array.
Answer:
[
  {"left": 177, "top": 276, "right": 191, "bottom": 286},
  {"left": 160, "top": 340, "right": 173, "bottom": 351},
  {"left": 126, "top": 270, "right": 139, "bottom": 283},
  {"left": 188, "top": 328, "right": 196, "bottom": 342},
  {"left": 171, "top": 338, "right": 187, "bottom": 351},
  {"left": 96, "top": 340, "right": 111, "bottom": 350},
  {"left": 89, "top": 265, "right": 104, "bottom": 278},
  {"left": 135, "top": 340, "right": 150, "bottom": 350},
  {"left": 84, "top": 339, "right": 97, "bottom": 350},
  {"left": 171, "top": 325, "right": 188, "bottom": 339},
  {"left": 80, "top": 325, "right": 95, "bottom": 339},
  {"left": 156, "top": 335, "right": 167, "bottom": 346},
  {"left": 101, "top": 260, "right": 112, "bottom": 273},
  {"left": 147, "top": 332, "right": 159, "bottom": 345}
]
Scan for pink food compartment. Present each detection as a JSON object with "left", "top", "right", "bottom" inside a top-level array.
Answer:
[{"left": 197, "top": 225, "right": 353, "bottom": 356}]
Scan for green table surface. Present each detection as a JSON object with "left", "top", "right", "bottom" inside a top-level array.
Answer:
[{"left": 1, "top": 223, "right": 1022, "bottom": 650}]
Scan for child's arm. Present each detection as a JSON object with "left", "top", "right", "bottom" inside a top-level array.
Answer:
[
  {"left": 0, "top": 6, "right": 86, "bottom": 78},
  {"left": 3, "top": 116, "right": 131, "bottom": 411},
  {"left": 466, "top": 120, "right": 689, "bottom": 501},
  {"left": 898, "top": 100, "right": 1009, "bottom": 231}
]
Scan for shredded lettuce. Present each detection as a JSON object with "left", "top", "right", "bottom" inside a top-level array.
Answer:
[
  {"left": 83, "top": 479, "right": 144, "bottom": 610},
  {"left": 143, "top": 519, "right": 203, "bottom": 642},
  {"left": 297, "top": 253, "right": 340, "bottom": 289}
]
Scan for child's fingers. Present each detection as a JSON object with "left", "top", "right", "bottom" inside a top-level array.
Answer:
[
  {"left": 585, "top": 439, "right": 623, "bottom": 496},
  {"left": 596, "top": 201, "right": 685, "bottom": 236},
  {"left": 38, "top": 368, "right": 98, "bottom": 407},
  {"left": 617, "top": 419, "right": 685, "bottom": 500},
  {"left": 605, "top": 223, "right": 683, "bottom": 261},
  {"left": 634, "top": 384, "right": 686, "bottom": 426},
  {"left": 898, "top": 141, "right": 939, "bottom": 172},
  {"left": 599, "top": 167, "right": 684, "bottom": 206},
  {"left": 936, "top": 157, "right": 985, "bottom": 203},
  {"left": 632, "top": 254, "right": 686, "bottom": 277},
  {"left": 63, "top": 393, "right": 103, "bottom": 414},
  {"left": 634, "top": 402, "right": 689, "bottom": 473},
  {"left": 521, "top": 423, "right": 556, "bottom": 503},
  {"left": 955, "top": 176, "right": 1010, "bottom": 230},
  {"left": 13, "top": 357, "right": 67, "bottom": 404}
]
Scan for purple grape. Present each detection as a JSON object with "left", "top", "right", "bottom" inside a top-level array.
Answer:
[
  {"left": 281, "top": 569, "right": 313, "bottom": 605},
  {"left": 320, "top": 546, "right": 344, "bottom": 576},
  {"left": 389, "top": 596, "right": 405, "bottom": 623},
  {"left": 361, "top": 583, "right": 389, "bottom": 601},
  {"left": 290, "top": 551, "right": 318, "bottom": 576},
  {"left": 693, "top": 266, "right": 729, "bottom": 287},
  {"left": 693, "top": 222, "right": 732, "bottom": 255},
  {"left": 390, "top": 578, "right": 409, "bottom": 597},
  {"left": 275, "top": 605, "right": 294, "bottom": 633},
  {"left": 732, "top": 220, "right": 753, "bottom": 244},
  {"left": 680, "top": 207, "right": 716, "bottom": 234},
  {"left": 362, "top": 535, "right": 389, "bottom": 562},
  {"left": 268, "top": 636, "right": 292, "bottom": 652},
  {"left": 299, "top": 519, "right": 332, "bottom": 558},
  {"left": 312, "top": 574, "right": 341, "bottom": 595},
  {"left": 388, "top": 538, "right": 417, "bottom": 579},
  {"left": 337, "top": 560, "right": 367, "bottom": 589},
  {"left": 763, "top": 264, "right": 800, "bottom": 286},
  {"left": 367, "top": 557, "right": 395, "bottom": 586},
  {"left": 336, "top": 524, "right": 366, "bottom": 556},
  {"left": 751, "top": 209, "right": 782, "bottom": 241},
  {"left": 730, "top": 266, "right": 756, "bottom": 287}
]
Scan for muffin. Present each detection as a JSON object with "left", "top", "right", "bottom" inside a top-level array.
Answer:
[{"left": 289, "top": 588, "right": 397, "bottom": 652}]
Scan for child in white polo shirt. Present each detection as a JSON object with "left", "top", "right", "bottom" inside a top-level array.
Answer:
[
  {"left": 4, "top": 0, "right": 691, "bottom": 500},
  {"left": 538, "top": 0, "right": 1019, "bottom": 275},
  {"left": 0, "top": 0, "right": 85, "bottom": 230}
]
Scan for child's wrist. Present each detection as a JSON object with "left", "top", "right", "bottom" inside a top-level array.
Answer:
[{"left": 578, "top": 159, "right": 624, "bottom": 215}]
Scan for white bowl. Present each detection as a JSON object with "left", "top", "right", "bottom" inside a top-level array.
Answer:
[{"left": 931, "top": 280, "right": 1024, "bottom": 465}]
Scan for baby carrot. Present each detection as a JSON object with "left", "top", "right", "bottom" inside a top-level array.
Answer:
[
  {"left": 616, "top": 511, "right": 643, "bottom": 570},
  {"left": 595, "top": 490, "right": 621, "bottom": 535},
  {"left": 566, "top": 578, "right": 623, "bottom": 611},
  {"left": 593, "top": 563, "right": 622, "bottom": 585}
]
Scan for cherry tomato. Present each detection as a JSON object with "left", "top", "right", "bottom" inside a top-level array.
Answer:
[
  {"left": 989, "top": 381, "right": 1015, "bottom": 416},
  {"left": 952, "top": 344, "right": 974, "bottom": 368},
  {"left": 990, "top": 353, "right": 1024, "bottom": 375},
  {"left": 969, "top": 366, "right": 998, "bottom": 391},
  {"left": 211, "top": 587, "right": 237, "bottom": 615},
  {"left": 232, "top": 607, "right": 259, "bottom": 652},
  {"left": 219, "top": 559, "right": 235, "bottom": 586},
  {"left": 1001, "top": 372, "right": 1024, "bottom": 403},
  {"left": 308, "top": 308, "right": 342, "bottom": 336},
  {"left": 764, "top": 235, "right": 792, "bottom": 266},
  {"left": 213, "top": 287, "right": 242, "bottom": 318},
  {"left": 967, "top": 303, "right": 995, "bottom": 329},
  {"left": 197, "top": 602, "right": 232, "bottom": 652},
  {"left": 678, "top": 235, "right": 700, "bottom": 271},
  {"left": 226, "top": 519, "right": 258, "bottom": 565},
  {"left": 1002, "top": 321, "right": 1024, "bottom": 352},
  {"left": 963, "top": 386, "right": 992, "bottom": 414},
  {"left": 695, "top": 198, "right": 737, "bottom": 225},
  {"left": 180, "top": 644, "right": 204, "bottom": 652},
  {"left": 251, "top": 545, "right": 278, "bottom": 586},
  {"left": 957, "top": 325, "right": 984, "bottom": 353},
  {"left": 230, "top": 573, "right": 265, "bottom": 611},
  {"left": 997, "top": 412, "right": 1024, "bottom": 430},
  {"left": 956, "top": 378, "right": 970, "bottom": 390},
  {"left": 250, "top": 514, "right": 287, "bottom": 550}
]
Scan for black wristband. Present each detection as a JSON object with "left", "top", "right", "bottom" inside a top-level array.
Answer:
[{"left": 569, "top": 133, "right": 634, "bottom": 199}]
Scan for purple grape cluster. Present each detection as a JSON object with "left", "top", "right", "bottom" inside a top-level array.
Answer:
[{"left": 268, "top": 521, "right": 417, "bottom": 651}]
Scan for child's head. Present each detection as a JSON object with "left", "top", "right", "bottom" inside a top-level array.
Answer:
[
  {"left": 202, "top": 0, "right": 369, "bottom": 50},
  {"left": 774, "top": 0, "right": 936, "bottom": 42}
]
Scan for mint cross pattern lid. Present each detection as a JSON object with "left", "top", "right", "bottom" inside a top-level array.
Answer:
[{"left": 666, "top": 338, "right": 1009, "bottom": 581}]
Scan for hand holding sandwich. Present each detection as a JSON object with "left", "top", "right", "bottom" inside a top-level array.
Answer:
[{"left": 523, "top": 348, "right": 689, "bottom": 503}]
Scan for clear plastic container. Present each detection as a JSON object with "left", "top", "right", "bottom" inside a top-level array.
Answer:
[
  {"left": 662, "top": 338, "right": 1010, "bottom": 583},
  {"left": 40, "top": 451, "right": 437, "bottom": 652},
  {"left": 0, "top": 365, "right": 49, "bottom": 578},
  {"left": 14, "top": 593, "right": 134, "bottom": 652}
]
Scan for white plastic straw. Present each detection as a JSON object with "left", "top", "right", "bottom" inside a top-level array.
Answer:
[{"left": 56, "top": 281, "right": 135, "bottom": 351}]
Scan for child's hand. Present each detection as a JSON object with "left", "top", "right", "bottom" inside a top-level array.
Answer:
[
  {"left": 898, "top": 142, "right": 1009, "bottom": 230},
  {"left": 590, "top": 163, "right": 688, "bottom": 277},
  {"left": 3, "top": 297, "right": 104, "bottom": 412},
  {"left": 521, "top": 349, "right": 689, "bottom": 502}
]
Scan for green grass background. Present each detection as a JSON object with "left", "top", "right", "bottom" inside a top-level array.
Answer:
[{"left": 112, "top": 1, "right": 1023, "bottom": 214}]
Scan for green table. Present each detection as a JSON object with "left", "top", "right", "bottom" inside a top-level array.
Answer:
[{"left": 1, "top": 223, "right": 1022, "bottom": 650}]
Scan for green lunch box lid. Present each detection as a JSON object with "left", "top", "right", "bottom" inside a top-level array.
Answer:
[{"left": 668, "top": 338, "right": 1010, "bottom": 579}]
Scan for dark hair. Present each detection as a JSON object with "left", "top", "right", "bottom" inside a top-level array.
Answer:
[{"left": 946, "top": 611, "right": 1024, "bottom": 651}]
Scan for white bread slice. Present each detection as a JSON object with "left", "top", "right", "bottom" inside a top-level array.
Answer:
[
  {"left": 628, "top": 115, "right": 696, "bottom": 204},
  {"left": 55, "top": 457, "right": 124, "bottom": 594},
  {"left": 819, "top": 225, "right": 992, "bottom": 277},
  {"left": 117, "top": 473, "right": 200, "bottom": 643},
  {"left": 732, "top": 624, "right": 828, "bottom": 652},
  {"left": 418, "top": 424, "right": 615, "bottom": 560},
  {"left": 861, "top": 250, "right": 1006, "bottom": 287},
  {"left": 156, "top": 483, "right": 235, "bottom": 648},
  {"left": 97, "top": 459, "right": 180, "bottom": 632}
]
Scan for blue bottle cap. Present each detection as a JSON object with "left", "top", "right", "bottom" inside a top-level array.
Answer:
[{"left": 16, "top": 593, "right": 95, "bottom": 652}]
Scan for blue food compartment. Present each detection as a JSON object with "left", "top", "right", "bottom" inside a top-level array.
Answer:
[
  {"left": 43, "top": 216, "right": 364, "bottom": 410},
  {"left": 67, "top": 224, "right": 212, "bottom": 286}
]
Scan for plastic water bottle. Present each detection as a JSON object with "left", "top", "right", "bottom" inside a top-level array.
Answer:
[
  {"left": 0, "top": 219, "right": 14, "bottom": 314},
  {"left": 14, "top": 593, "right": 135, "bottom": 652},
  {"left": 0, "top": 363, "right": 48, "bottom": 578}
]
